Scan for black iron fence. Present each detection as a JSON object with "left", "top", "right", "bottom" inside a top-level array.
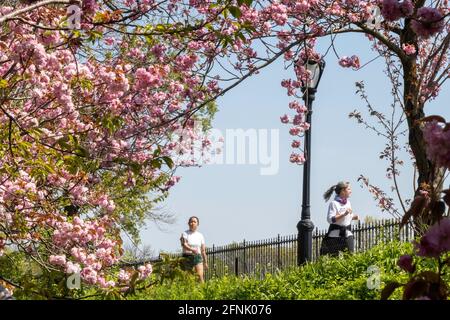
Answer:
[{"left": 128, "top": 218, "right": 414, "bottom": 280}]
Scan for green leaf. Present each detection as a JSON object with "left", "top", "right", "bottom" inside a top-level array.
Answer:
[
  {"left": 72, "top": 30, "right": 82, "bottom": 38},
  {"left": 0, "top": 79, "right": 8, "bottom": 88},
  {"left": 75, "top": 146, "right": 89, "bottom": 157},
  {"left": 57, "top": 137, "right": 71, "bottom": 150},
  {"left": 80, "top": 78, "right": 93, "bottom": 90},
  {"left": 155, "top": 24, "right": 166, "bottom": 32},
  {"left": 237, "top": 32, "right": 246, "bottom": 41},
  {"left": 229, "top": 6, "right": 242, "bottom": 19},
  {"left": 40, "top": 161, "right": 56, "bottom": 174},
  {"left": 223, "top": 8, "right": 228, "bottom": 19},
  {"left": 151, "top": 159, "right": 162, "bottom": 169},
  {"left": 130, "top": 162, "right": 142, "bottom": 175},
  {"left": 153, "top": 147, "right": 161, "bottom": 157},
  {"left": 162, "top": 156, "right": 174, "bottom": 169}
]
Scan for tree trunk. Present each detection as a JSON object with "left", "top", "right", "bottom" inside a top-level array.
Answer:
[{"left": 401, "top": 22, "right": 440, "bottom": 232}]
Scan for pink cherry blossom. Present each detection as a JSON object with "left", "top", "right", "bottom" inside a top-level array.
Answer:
[
  {"left": 280, "top": 115, "right": 290, "bottom": 124},
  {"left": 398, "top": 255, "right": 415, "bottom": 273},
  {"left": 416, "top": 218, "right": 450, "bottom": 258},
  {"left": 402, "top": 44, "right": 416, "bottom": 55},
  {"left": 381, "top": 0, "right": 403, "bottom": 21},
  {"left": 339, "top": 55, "right": 360, "bottom": 69},
  {"left": 290, "top": 153, "right": 306, "bottom": 164},
  {"left": 411, "top": 7, "right": 445, "bottom": 38},
  {"left": 423, "top": 121, "right": 450, "bottom": 170},
  {"left": 399, "top": 0, "right": 414, "bottom": 17},
  {"left": 49, "top": 255, "right": 67, "bottom": 267}
]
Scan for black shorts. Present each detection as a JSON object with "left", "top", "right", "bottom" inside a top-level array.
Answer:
[{"left": 320, "top": 236, "right": 354, "bottom": 256}]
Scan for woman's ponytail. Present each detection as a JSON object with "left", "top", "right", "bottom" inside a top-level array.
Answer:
[
  {"left": 323, "top": 185, "right": 336, "bottom": 202},
  {"left": 324, "top": 181, "right": 350, "bottom": 202}
]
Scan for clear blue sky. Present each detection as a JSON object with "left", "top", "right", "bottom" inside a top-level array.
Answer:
[{"left": 133, "top": 33, "right": 450, "bottom": 255}]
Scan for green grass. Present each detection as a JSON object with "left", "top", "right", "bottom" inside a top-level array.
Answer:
[{"left": 130, "top": 240, "right": 449, "bottom": 300}]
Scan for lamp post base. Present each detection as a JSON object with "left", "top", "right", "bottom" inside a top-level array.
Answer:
[{"left": 297, "top": 219, "right": 314, "bottom": 265}]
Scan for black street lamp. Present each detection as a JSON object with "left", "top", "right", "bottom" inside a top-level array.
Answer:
[{"left": 296, "top": 58, "right": 325, "bottom": 266}]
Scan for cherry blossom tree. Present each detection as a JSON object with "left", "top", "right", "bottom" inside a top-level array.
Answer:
[{"left": 0, "top": 0, "right": 225, "bottom": 297}]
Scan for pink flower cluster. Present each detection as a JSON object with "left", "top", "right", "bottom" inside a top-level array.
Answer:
[
  {"left": 338, "top": 55, "right": 360, "bottom": 69},
  {"left": 137, "top": 263, "right": 153, "bottom": 280},
  {"left": 402, "top": 44, "right": 416, "bottom": 55},
  {"left": 265, "top": 3, "right": 288, "bottom": 26},
  {"left": 281, "top": 101, "right": 309, "bottom": 165},
  {"left": 281, "top": 79, "right": 301, "bottom": 96},
  {"left": 134, "top": 67, "right": 163, "bottom": 90},
  {"left": 398, "top": 254, "right": 415, "bottom": 273},
  {"left": 290, "top": 153, "right": 306, "bottom": 164},
  {"left": 48, "top": 216, "right": 123, "bottom": 286},
  {"left": 118, "top": 269, "right": 132, "bottom": 282},
  {"left": 381, "top": 0, "right": 414, "bottom": 21},
  {"left": 411, "top": 7, "right": 445, "bottom": 38},
  {"left": 165, "top": 176, "right": 181, "bottom": 189},
  {"left": 291, "top": 140, "right": 301, "bottom": 148},
  {"left": 416, "top": 218, "right": 450, "bottom": 258},
  {"left": 423, "top": 120, "right": 450, "bottom": 169}
]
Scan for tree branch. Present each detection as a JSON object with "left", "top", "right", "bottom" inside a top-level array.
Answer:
[
  {"left": 0, "top": 0, "right": 81, "bottom": 24},
  {"left": 355, "top": 23, "right": 407, "bottom": 63}
]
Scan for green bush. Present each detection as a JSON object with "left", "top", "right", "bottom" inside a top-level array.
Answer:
[
  {"left": 10, "top": 240, "right": 447, "bottom": 300},
  {"left": 131, "top": 240, "right": 450, "bottom": 300}
]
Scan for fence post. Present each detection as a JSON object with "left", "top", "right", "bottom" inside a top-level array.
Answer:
[
  {"left": 235, "top": 257, "right": 239, "bottom": 276},
  {"left": 243, "top": 239, "right": 246, "bottom": 274},
  {"left": 312, "top": 228, "right": 317, "bottom": 261},
  {"left": 212, "top": 244, "right": 215, "bottom": 278},
  {"left": 277, "top": 234, "right": 281, "bottom": 269}
]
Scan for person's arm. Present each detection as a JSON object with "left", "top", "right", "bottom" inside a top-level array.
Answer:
[
  {"left": 201, "top": 243, "right": 208, "bottom": 269},
  {"left": 327, "top": 202, "right": 337, "bottom": 224},
  {"left": 336, "top": 208, "right": 352, "bottom": 221},
  {"left": 180, "top": 234, "right": 196, "bottom": 254},
  {"left": 327, "top": 202, "right": 351, "bottom": 223},
  {"left": 328, "top": 202, "right": 354, "bottom": 223}
]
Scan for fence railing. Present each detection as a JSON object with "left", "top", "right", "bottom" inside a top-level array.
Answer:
[{"left": 126, "top": 218, "right": 414, "bottom": 280}]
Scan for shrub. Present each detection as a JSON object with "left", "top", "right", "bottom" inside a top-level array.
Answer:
[{"left": 132, "top": 240, "right": 433, "bottom": 300}]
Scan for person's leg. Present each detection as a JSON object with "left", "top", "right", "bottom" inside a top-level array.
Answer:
[
  {"left": 331, "top": 237, "right": 346, "bottom": 256},
  {"left": 181, "top": 255, "right": 192, "bottom": 271},
  {"left": 346, "top": 236, "right": 355, "bottom": 253},
  {"left": 195, "top": 263, "right": 204, "bottom": 283}
]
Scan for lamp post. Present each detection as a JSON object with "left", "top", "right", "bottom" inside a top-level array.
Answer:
[{"left": 297, "top": 58, "right": 325, "bottom": 266}]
